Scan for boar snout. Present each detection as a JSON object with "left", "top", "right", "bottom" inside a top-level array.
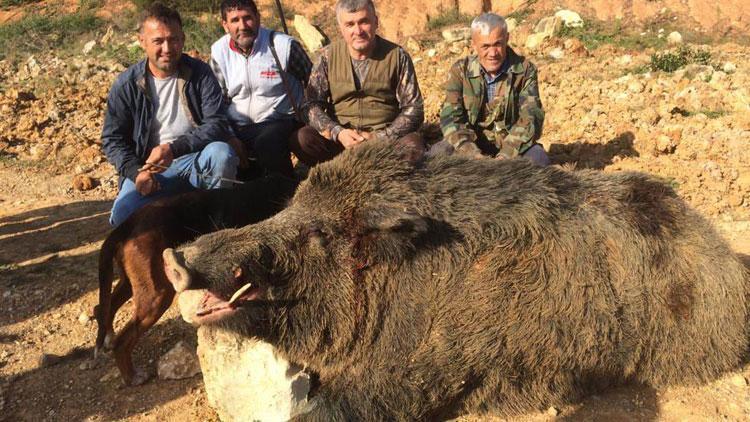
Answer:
[{"left": 163, "top": 247, "right": 194, "bottom": 293}]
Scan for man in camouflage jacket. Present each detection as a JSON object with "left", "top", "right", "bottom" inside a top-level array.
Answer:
[{"left": 437, "top": 13, "right": 548, "bottom": 165}]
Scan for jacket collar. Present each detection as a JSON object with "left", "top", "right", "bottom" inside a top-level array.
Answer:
[
  {"left": 467, "top": 46, "right": 526, "bottom": 79},
  {"left": 135, "top": 54, "right": 193, "bottom": 93}
]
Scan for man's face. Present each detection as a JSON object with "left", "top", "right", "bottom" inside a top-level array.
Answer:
[
  {"left": 338, "top": 7, "right": 378, "bottom": 54},
  {"left": 471, "top": 27, "right": 508, "bottom": 75},
  {"left": 139, "top": 18, "right": 185, "bottom": 77},
  {"left": 223, "top": 7, "right": 260, "bottom": 51}
]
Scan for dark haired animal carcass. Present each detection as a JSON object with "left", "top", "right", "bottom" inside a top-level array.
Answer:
[
  {"left": 94, "top": 174, "right": 297, "bottom": 385},
  {"left": 163, "top": 142, "right": 748, "bottom": 420}
]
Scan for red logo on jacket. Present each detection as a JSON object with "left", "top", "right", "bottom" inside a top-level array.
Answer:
[{"left": 260, "top": 69, "right": 279, "bottom": 79}]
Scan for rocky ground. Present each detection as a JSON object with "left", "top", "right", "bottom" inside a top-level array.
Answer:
[{"left": 0, "top": 2, "right": 749, "bottom": 421}]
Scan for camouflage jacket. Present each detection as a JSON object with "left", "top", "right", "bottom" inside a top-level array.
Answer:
[{"left": 439, "top": 47, "right": 544, "bottom": 158}]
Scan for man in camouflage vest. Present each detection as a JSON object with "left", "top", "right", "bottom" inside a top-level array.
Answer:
[
  {"left": 434, "top": 12, "right": 548, "bottom": 165},
  {"left": 290, "top": 0, "right": 425, "bottom": 166}
]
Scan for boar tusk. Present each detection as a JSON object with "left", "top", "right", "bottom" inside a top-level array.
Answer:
[{"left": 228, "top": 282, "right": 253, "bottom": 305}]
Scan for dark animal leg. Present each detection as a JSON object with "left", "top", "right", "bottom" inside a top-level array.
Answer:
[
  {"left": 112, "top": 275, "right": 175, "bottom": 386},
  {"left": 100, "top": 277, "right": 133, "bottom": 351}
]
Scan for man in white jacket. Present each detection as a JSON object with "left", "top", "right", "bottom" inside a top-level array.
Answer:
[{"left": 210, "top": 0, "right": 312, "bottom": 177}]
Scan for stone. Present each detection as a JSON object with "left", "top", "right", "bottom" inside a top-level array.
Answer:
[
  {"left": 506, "top": 17, "right": 517, "bottom": 33},
  {"left": 534, "top": 16, "right": 562, "bottom": 38},
  {"left": 682, "top": 64, "right": 714, "bottom": 81},
  {"left": 26, "top": 56, "right": 41, "bottom": 78},
  {"left": 549, "top": 48, "right": 565, "bottom": 60},
  {"left": 100, "top": 26, "right": 114, "bottom": 44},
  {"left": 179, "top": 290, "right": 310, "bottom": 420},
  {"left": 157, "top": 341, "right": 201, "bottom": 380},
  {"left": 655, "top": 135, "right": 674, "bottom": 154},
  {"left": 729, "top": 374, "right": 748, "bottom": 387},
  {"left": 72, "top": 175, "right": 96, "bottom": 191},
  {"left": 293, "top": 15, "right": 326, "bottom": 52},
  {"left": 722, "top": 62, "right": 737, "bottom": 74},
  {"left": 563, "top": 38, "right": 587, "bottom": 56},
  {"left": 78, "top": 312, "right": 90, "bottom": 324},
  {"left": 727, "top": 194, "right": 744, "bottom": 207},
  {"left": 405, "top": 37, "right": 421, "bottom": 52},
  {"left": 554, "top": 10, "right": 583, "bottom": 28},
  {"left": 38, "top": 353, "right": 62, "bottom": 368},
  {"left": 627, "top": 81, "right": 645, "bottom": 93},
  {"left": 525, "top": 33, "right": 548, "bottom": 51},
  {"left": 82, "top": 40, "right": 96, "bottom": 55},
  {"left": 667, "top": 31, "right": 683, "bottom": 45},
  {"left": 547, "top": 405, "right": 560, "bottom": 416},
  {"left": 427, "top": 49, "right": 437, "bottom": 58},
  {"left": 441, "top": 27, "right": 471, "bottom": 43}
]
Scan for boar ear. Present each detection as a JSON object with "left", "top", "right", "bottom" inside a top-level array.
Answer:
[
  {"left": 363, "top": 207, "right": 429, "bottom": 236},
  {"left": 353, "top": 207, "right": 430, "bottom": 265}
]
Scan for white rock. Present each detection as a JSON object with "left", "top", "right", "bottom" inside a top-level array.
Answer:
[
  {"left": 547, "top": 405, "right": 560, "bottom": 416},
  {"left": 729, "top": 374, "right": 748, "bottom": 387},
  {"left": 78, "top": 312, "right": 90, "bottom": 324},
  {"left": 548, "top": 48, "right": 565, "bottom": 60},
  {"left": 534, "top": 16, "right": 562, "bottom": 37},
  {"left": 525, "top": 33, "right": 548, "bottom": 50},
  {"left": 722, "top": 62, "right": 737, "bottom": 74},
  {"left": 405, "top": 37, "right": 421, "bottom": 52},
  {"left": 293, "top": 15, "right": 326, "bottom": 52},
  {"left": 441, "top": 27, "right": 471, "bottom": 43},
  {"left": 197, "top": 327, "right": 310, "bottom": 421},
  {"left": 157, "top": 341, "right": 201, "bottom": 380},
  {"left": 506, "top": 18, "right": 517, "bottom": 33},
  {"left": 617, "top": 55, "right": 633, "bottom": 65},
  {"left": 554, "top": 10, "right": 583, "bottom": 28},
  {"left": 82, "top": 40, "right": 96, "bottom": 55},
  {"left": 627, "top": 81, "right": 645, "bottom": 93},
  {"left": 667, "top": 31, "right": 683, "bottom": 45},
  {"left": 427, "top": 49, "right": 437, "bottom": 58}
]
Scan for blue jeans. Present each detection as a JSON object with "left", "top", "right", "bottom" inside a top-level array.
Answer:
[{"left": 109, "top": 141, "right": 239, "bottom": 226}]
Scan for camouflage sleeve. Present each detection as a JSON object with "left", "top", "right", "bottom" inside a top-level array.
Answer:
[
  {"left": 377, "top": 48, "right": 424, "bottom": 140},
  {"left": 438, "top": 59, "right": 481, "bottom": 155},
  {"left": 497, "top": 63, "right": 544, "bottom": 158},
  {"left": 302, "top": 48, "right": 341, "bottom": 137}
]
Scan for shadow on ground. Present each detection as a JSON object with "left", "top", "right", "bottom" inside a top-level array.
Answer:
[
  {"left": 549, "top": 131, "right": 639, "bottom": 169},
  {"left": 3, "top": 316, "right": 205, "bottom": 421}
]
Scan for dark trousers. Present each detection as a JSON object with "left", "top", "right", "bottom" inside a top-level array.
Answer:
[
  {"left": 235, "top": 119, "right": 301, "bottom": 177},
  {"left": 289, "top": 126, "right": 426, "bottom": 167}
]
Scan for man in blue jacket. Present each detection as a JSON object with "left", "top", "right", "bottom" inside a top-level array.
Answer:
[{"left": 102, "top": 2, "right": 238, "bottom": 226}]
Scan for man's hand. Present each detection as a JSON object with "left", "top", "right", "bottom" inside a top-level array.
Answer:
[
  {"left": 338, "top": 129, "right": 366, "bottom": 149},
  {"left": 140, "top": 144, "right": 174, "bottom": 173},
  {"left": 135, "top": 171, "right": 160, "bottom": 196}
]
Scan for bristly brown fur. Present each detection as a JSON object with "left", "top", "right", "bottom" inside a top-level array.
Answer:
[{"left": 174, "top": 141, "right": 749, "bottom": 420}]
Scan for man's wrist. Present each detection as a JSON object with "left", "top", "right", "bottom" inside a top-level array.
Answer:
[{"left": 330, "top": 125, "right": 344, "bottom": 142}]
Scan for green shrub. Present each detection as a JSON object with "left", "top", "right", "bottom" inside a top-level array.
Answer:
[
  {"left": 182, "top": 15, "right": 223, "bottom": 55},
  {"left": 132, "top": 0, "right": 222, "bottom": 14},
  {"left": 558, "top": 19, "right": 666, "bottom": 51},
  {"left": 0, "top": 0, "right": 39, "bottom": 9},
  {"left": 0, "top": 12, "right": 103, "bottom": 61},
  {"left": 426, "top": 9, "right": 473, "bottom": 31},
  {"left": 650, "top": 45, "right": 712, "bottom": 72}
]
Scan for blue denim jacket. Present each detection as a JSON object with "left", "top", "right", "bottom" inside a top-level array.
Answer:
[{"left": 101, "top": 54, "right": 230, "bottom": 185}]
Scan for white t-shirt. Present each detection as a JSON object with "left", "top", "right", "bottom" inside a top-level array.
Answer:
[{"left": 146, "top": 72, "right": 194, "bottom": 147}]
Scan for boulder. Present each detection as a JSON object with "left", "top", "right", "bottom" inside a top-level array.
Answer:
[
  {"left": 157, "top": 341, "right": 201, "bottom": 380},
  {"left": 554, "top": 10, "right": 584, "bottom": 28},
  {"left": 667, "top": 31, "right": 683, "bottom": 45},
  {"left": 441, "top": 27, "right": 471, "bottom": 43},
  {"left": 293, "top": 15, "right": 326, "bottom": 52},
  {"left": 178, "top": 290, "right": 310, "bottom": 421},
  {"left": 534, "top": 16, "right": 562, "bottom": 37}
]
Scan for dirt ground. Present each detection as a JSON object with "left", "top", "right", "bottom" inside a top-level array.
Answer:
[{"left": 1, "top": 0, "right": 750, "bottom": 420}]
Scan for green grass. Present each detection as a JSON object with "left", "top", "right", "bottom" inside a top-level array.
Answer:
[
  {"left": 426, "top": 9, "right": 473, "bottom": 31},
  {"left": 132, "top": 0, "right": 222, "bottom": 13},
  {"left": 650, "top": 45, "right": 712, "bottom": 72},
  {"left": 558, "top": 19, "right": 667, "bottom": 51},
  {"left": 182, "top": 15, "right": 223, "bottom": 54},
  {"left": 0, "top": 0, "right": 38, "bottom": 9},
  {"left": 0, "top": 12, "right": 104, "bottom": 61},
  {"left": 505, "top": 0, "right": 536, "bottom": 22}
]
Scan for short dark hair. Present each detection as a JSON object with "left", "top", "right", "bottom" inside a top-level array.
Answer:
[
  {"left": 139, "top": 2, "right": 183, "bottom": 32},
  {"left": 220, "top": 0, "right": 259, "bottom": 21}
]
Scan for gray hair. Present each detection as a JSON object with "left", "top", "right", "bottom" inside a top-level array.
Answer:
[
  {"left": 335, "top": 0, "right": 377, "bottom": 21},
  {"left": 470, "top": 13, "right": 508, "bottom": 36}
]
